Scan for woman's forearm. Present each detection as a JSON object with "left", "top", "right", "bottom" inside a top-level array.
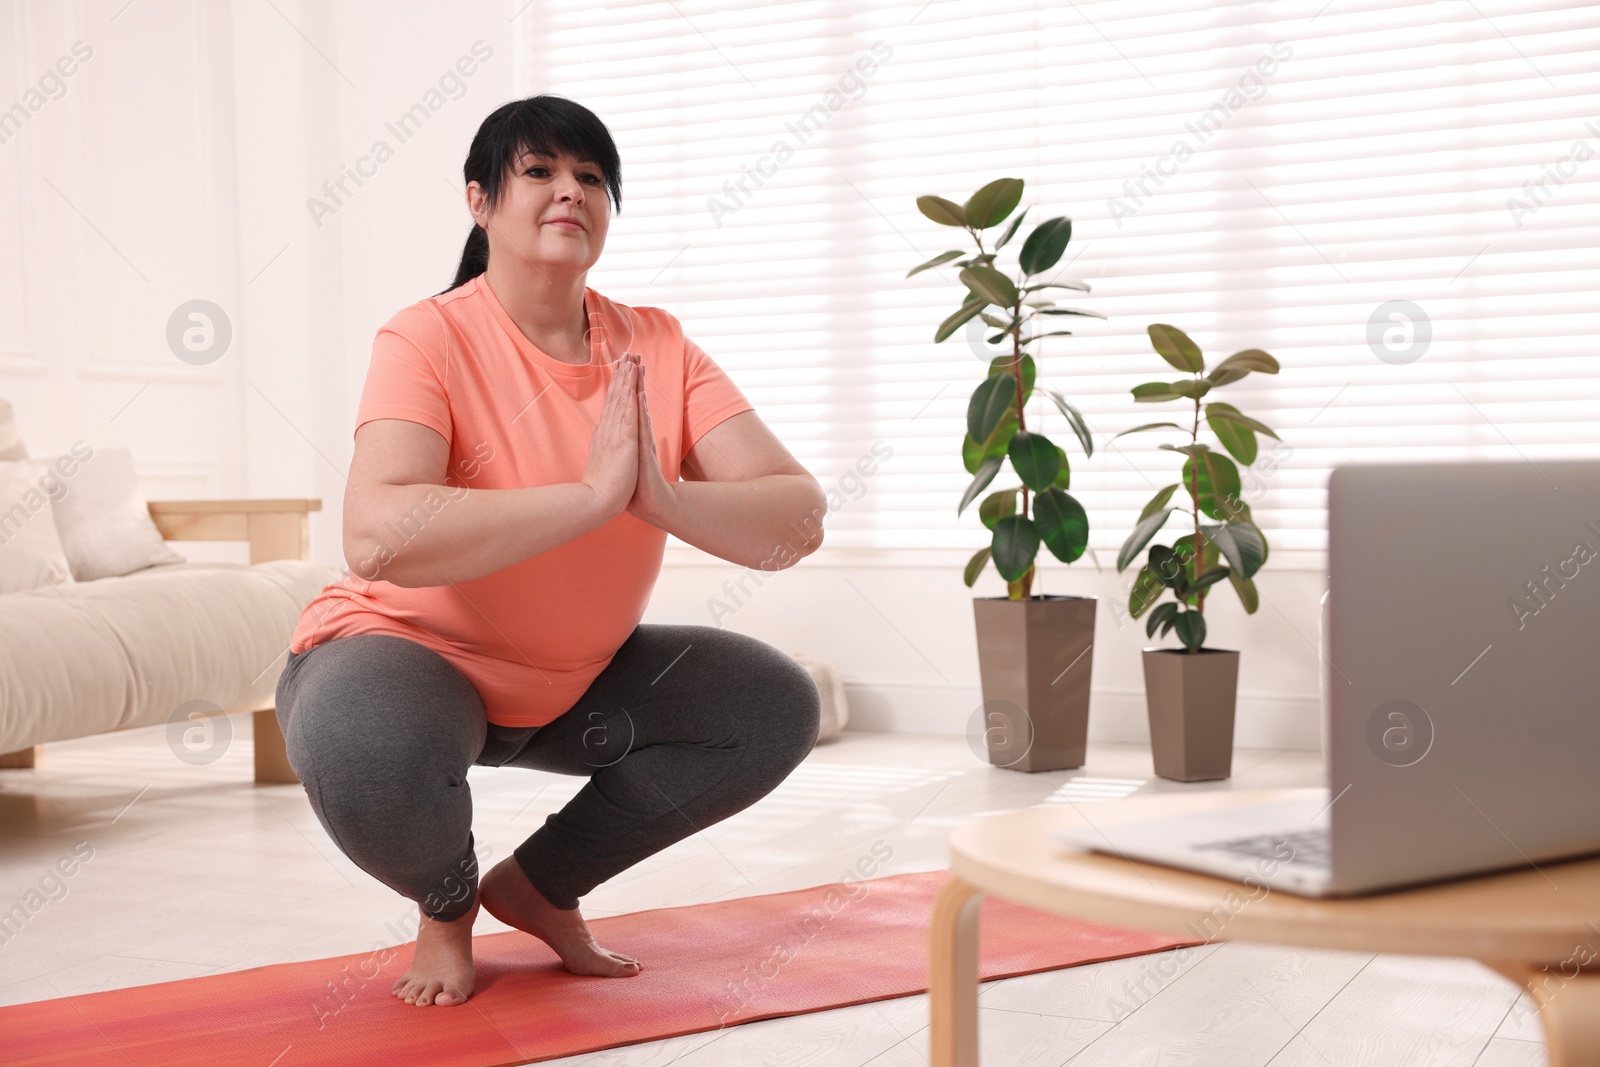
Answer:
[
  {"left": 345, "top": 470, "right": 826, "bottom": 587},
  {"left": 344, "top": 481, "right": 610, "bottom": 587},
  {"left": 645, "top": 474, "right": 827, "bottom": 571}
]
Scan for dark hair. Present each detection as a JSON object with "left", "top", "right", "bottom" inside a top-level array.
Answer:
[{"left": 436, "top": 95, "right": 622, "bottom": 296}]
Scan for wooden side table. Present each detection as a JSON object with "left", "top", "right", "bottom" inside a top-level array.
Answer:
[{"left": 930, "top": 789, "right": 1600, "bottom": 1066}]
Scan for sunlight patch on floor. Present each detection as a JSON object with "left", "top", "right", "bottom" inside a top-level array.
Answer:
[{"left": 1041, "top": 777, "right": 1147, "bottom": 804}]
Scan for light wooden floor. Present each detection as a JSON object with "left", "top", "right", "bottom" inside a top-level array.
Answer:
[{"left": 0, "top": 724, "right": 1545, "bottom": 1066}]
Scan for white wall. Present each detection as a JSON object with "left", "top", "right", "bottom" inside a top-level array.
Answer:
[
  {"left": 0, "top": 0, "right": 1326, "bottom": 748},
  {"left": 1, "top": 0, "right": 523, "bottom": 550},
  {"left": 2, "top": 1, "right": 249, "bottom": 502}
]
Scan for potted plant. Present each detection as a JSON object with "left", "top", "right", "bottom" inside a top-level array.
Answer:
[
  {"left": 910, "top": 177, "right": 1105, "bottom": 772},
  {"left": 1112, "top": 323, "right": 1281, "bottom": 781}
]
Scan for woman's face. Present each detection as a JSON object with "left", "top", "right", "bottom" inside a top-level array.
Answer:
[{"left": 470, "top": 148, "right": 611, "bottom": 279}]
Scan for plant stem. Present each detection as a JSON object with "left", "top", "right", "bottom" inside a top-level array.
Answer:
[
  {"left": 1188, "top": 389, "right": 1204, "bottom": 649},
  {"left": 1012, "top": 295, "right": 1027, "bottom": 527},
  {"left": 975, "top": 222, "right": 1035, "bottom": 602},
  {"left": 1014, "top": 292, "right": 1034, "bottom": 597}
]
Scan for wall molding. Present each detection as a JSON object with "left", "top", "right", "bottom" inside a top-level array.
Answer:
[
  {"left": 80, "top": 356, "right": 226, "bottom": 382},
  {"left": 133, "top": 457, "right": 217, "bottom": 498},
  {"left": 0, "top": 352, "right": 49, "bottom": 375}
]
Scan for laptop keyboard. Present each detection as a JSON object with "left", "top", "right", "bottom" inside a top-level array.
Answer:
[{"left": 1194, "top": 827, "right": 1330, "bottom": 869}]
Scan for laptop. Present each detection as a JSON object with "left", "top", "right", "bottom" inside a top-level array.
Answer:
[{"left": 1055, "top": 460, "right": 1600, "bottom": 896}]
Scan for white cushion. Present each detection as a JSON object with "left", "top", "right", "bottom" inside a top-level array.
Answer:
[
  {"left": 0, "top": 559, "right": 343, "bottom": 752},
  {"left": 788, "top": 651, "right": 849, "bottom": 743},
  {"left": 41, "top": 445, "right": 184, "bottom": 581},
  {"left": 0, "top": 460, "right": 77, "bottom": 596},
  {"left": 0, "top": 398, "right": 25, "bottom": 461}
]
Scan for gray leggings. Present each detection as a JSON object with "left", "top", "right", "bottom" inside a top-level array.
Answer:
[{"left": 273, "top": 625, "right": 821, "bottom": 922}]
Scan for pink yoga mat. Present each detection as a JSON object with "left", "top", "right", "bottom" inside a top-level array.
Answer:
[{"left": 1, "top": 868, "right": 1193, "bottom": 1066}]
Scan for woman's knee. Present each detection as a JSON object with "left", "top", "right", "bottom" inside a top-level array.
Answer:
[
  {"left": 767, "top": 649, "right": 823, "bottom": 756},
  {"left": 277, "top": 634, "right": 486, "bottom": 784},
  {"left": 274, "top": 636, "right": 484, "bottom": 905},
  {"left": 689, "top": 626, "right": 821, "bottom": 759}
]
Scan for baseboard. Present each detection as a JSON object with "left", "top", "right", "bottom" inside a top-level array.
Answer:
[{"left": 842, "top": 678, "right": 1322, "bottom": 752}]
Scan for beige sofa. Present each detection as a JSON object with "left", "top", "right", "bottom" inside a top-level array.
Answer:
[{"left": 0, "top": 494, "right": 339, "bottom": 785}]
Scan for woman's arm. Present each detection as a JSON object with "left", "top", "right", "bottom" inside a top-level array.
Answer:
[
  {"left": 630, "top": 405, "right": 828, "bottom": 572},
  {"left": 344, "top": 355, "right": 643, "bottom": 587}
]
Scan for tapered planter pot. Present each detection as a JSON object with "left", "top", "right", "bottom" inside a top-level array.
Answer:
[
  {"left": 1142, "top": 647, "right": 1239, "bottom": 781},
  {"left": 972, "top": 595, "right": 1096, "bottom": 772}
]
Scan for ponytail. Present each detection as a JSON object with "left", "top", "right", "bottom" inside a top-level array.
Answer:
[{"left": 442, "top": 224, "right": 490, "bottom": 295}]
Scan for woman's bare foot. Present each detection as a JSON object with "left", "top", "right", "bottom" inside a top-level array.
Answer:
[
  {"left": 479, "top": 856, "right": 641, "bottom": 977},
  {"left": 391, "top": 897, "right": 478, "bottom": 1007}
]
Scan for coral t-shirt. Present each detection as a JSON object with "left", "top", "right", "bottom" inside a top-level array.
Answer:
[{"left": 287, "top": 273, "right": 754, "bottom": 727}]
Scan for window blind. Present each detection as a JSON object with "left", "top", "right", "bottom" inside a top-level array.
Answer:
[{"left": 517, "top": 0, "right": 1600, "bottom": 560}]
